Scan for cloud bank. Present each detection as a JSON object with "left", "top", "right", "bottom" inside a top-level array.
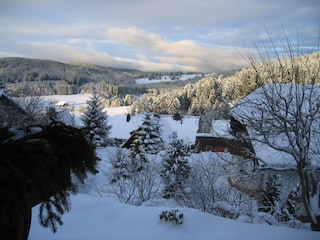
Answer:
[{"left": 0, "top": 0, "right": 319, "bottom": 72}]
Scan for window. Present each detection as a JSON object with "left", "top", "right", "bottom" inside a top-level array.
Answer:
[{"left": 205, "top": 145, "right": 213, "bottom": 151}]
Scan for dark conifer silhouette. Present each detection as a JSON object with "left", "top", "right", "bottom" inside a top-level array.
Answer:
[{"left": 0, "top": 121, "right": 99, "bottom": 240}]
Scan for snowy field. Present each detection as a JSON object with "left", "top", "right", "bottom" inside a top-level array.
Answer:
[
  {"left": 28, "top": 94, "right": 320, "bottom": 240},
  {"left": 135, "top": 73, "right": 210, "bottom": 84}
]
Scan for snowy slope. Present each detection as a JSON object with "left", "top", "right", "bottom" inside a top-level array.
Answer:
[
  {"left": 29, "top": 193, "right": 319, "bottom": 240},
  {"left": 27, "top": 94, "right": 320, "bottom": 239},
  {"left": 29, "top": 147, "right": 319, "bottom": 240}
]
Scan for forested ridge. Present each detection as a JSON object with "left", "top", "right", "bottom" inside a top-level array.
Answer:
[
  {"left": 132, "top": 51, "right": 320, "bottom": 117},
  {"left": 1, "top": 52, "right": 319, "bottom": 117},
  {"left": 0, "top": 57, "right": 143, "bottom": 96}
]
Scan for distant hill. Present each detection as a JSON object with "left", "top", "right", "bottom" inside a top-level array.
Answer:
[{"left": 0, "top": 57, "right": 143, "bottom": 96}]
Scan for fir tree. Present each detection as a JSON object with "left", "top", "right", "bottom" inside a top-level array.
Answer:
[
  {"left": 0, "top": 123, "right": 99, "bottom": 238},
  {"left": 160, "top": 132, "right": 192, "bottom": 199},
  {"left": 129, "top": 112, "right": 163, "bottom": 171},
  {"left": 80, "top": 93, "right": 112, "bottom": 147},
  {"left": 139, "top": 112, "right": 162, "bottom": 154}
]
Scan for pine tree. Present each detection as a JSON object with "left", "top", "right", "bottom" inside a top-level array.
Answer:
[
  {"left": 131, "top": 112, "right": 162, "bottom": 155},
  {"left": 160, "top": 132, "right": 192, "bottom": 199},
  {"left": 80, "top": 93, "right": 112, "bottom": 147}
]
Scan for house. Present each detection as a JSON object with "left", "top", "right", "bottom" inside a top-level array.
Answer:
[
  {"left": 55, "top": 100, "right": 69, "bottom": 107},
  {"left": 0, "top": 91, "right": 33, "bottom": 127},
  {"left": 107, "top": 111, "right": 200, "bottom": 148},
  {"left": 195, "top": 117, "right": 254, "bottom": 157},
  {"left": 228, "top": 83, "right": 320, "bottom": 202},
  {"left": 121, "top": 127, "right": 143, "bottom": 149}
]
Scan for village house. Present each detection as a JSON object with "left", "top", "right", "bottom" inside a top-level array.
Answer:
[
  {"left": 107, "top": 111, "right": 200, "bottom": 148},
  {"left": 228, "top": 83, "right": 320, "bottom": 206},
  {"left": 195, "top": 117, "right": 254, "bottom": 157}
]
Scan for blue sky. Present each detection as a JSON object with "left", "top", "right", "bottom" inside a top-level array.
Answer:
[{"left": 0, "top": 0, "right": 319, "bottom": 72}]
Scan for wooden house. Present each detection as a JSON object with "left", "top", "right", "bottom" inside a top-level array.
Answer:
[
  {"left": 195, "top": 117, "right": 254, "bottom": 158},
  {"left": 228, "top": 84, "right": 320, "bottom": 206}
]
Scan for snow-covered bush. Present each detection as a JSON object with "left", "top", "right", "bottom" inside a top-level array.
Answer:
[
  {"left": 180, "top": 152, "right": 256, "bottom": 220},
  {"left": 180, "top": 152, "right": 226, "bottom": 212},
  {"left": 282, "top": 183, "right": 305, "bottom": 226},
  {"left": 108, "top": 148, "right": 161, "bottom": 205}
]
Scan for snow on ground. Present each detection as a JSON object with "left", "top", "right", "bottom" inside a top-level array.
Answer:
[
  {"left": 27, "top": 94, "right": 320, "bottom": 239},
  {"left": 43, "top": 94, "right": 200, "bottom": 143},
  {"left": 42, "top": 93, "right": 92, "bottom": 107},
  {"left": 29, "top": 148, "right": 320, "bottom": 240},
  {"left": 29, "top": 193, "right": 319, "bottom": 240}
]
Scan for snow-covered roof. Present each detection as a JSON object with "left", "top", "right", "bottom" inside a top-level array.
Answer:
[
  {"left": 231, "top": 83, "right": 320, "bottom": 167},
  {"left": 160, "top": 115, "right": 199, "bottom": 144},
  {"left": 107, "top": 113, "right": 143, "bottom": 140},
  {"left": 233, "top": 83, "right": 320, "bottom": 123},
  {"left": 107, "top": 112, "right": 199, "bottom": 145},
  {"left": 211, "top": 119, "right": 233, "bottom": 139},
  {"left": 55, "top": 100, "right": 68, "bottom": 106}
]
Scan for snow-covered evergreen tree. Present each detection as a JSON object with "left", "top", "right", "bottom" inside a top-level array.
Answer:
[
  {"left": 129, "top": 111, "right": 162, "bottom": 172},
  {"left": 131, "top": 112, "right": 162, "bottom": 155},
  {"left": 160, "top": 132, "right": 192, "bottom": 199},
  {"left": 80, "top": 93, "right": 112, "bottom": 147}
]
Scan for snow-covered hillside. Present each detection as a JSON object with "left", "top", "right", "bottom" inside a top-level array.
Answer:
[
  {"left": 29, "top": 194, "right": 318, "bottom": 240},
  {"left": 28, "top": 94, "right": 320, "bottom": 240},
  {"left": 135, "top": 73, "right": 210, "bottom": 84}
]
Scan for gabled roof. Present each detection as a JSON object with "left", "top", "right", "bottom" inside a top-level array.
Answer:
[
  {"left": 231, "top": 83, "right": 320, "bottom": 167},
  {"left": 232, "top": 83, "right": 320, "bottom": 123},
  {"left": 0, "top": 91, "right": 28, "bottom": 114},
  {"left": 107, "top": 112, "right": 199, "bottom": 146}
]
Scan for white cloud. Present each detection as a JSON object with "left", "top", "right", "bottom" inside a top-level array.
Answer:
[
  {"left": 0, "top": 0, "right": 319, "bottom": 72},
  {"left": 106, "top": 28, "right": 162, "bottom": 49},
  {"left": 0, "top": 41, "right": 139, "bottom": 69},
  {"left": 106, "top": 27, "right": 245, "bottom": 72}
]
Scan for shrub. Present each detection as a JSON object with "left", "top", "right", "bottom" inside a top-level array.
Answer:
[{"left": 159, "top": 209, "right": 184, "bottom": 225}]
